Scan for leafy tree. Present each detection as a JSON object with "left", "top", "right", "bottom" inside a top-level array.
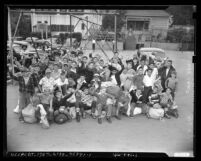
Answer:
[
  {"left": 10, "top": 10, "right": 32, "bottom": 39},
  {"left": 166, "top": 5, "right": 194, "bottom": 25},
  {"left": 102, "top": 10, "right": 126, "bottom": 32}
]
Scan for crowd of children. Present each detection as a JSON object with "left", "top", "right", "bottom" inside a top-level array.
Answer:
[{"left": 7, "top": 47, "right": 179, "bottom": 128}]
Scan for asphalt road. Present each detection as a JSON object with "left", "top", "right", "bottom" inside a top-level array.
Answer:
[{"left": 6, "top": 50, "right": 194, "bottom": 157}]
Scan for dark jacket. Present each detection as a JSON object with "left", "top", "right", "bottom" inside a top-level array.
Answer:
[
  {"left": 160, "top": 66, "right": 176, "bottom": 89},
  {"left": 130, "top": 90, "right": 143, "bottom": 104}
]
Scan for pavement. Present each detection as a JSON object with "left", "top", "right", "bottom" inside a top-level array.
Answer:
[{"left": 6, "top": 50, "right": 194, "bottom": 157}]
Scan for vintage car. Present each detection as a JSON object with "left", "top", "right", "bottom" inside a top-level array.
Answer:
[{"left": 139, "top": 47, "right": 166, "bottom": 59}]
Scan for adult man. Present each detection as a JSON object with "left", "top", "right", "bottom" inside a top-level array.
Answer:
[{"left": 159, "top": 60, "right": 176, "bottom": 92}]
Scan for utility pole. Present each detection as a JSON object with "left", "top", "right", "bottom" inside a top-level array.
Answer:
[
  {"left": 50, "top": 16, "right": 52, "bottom": 54},
  {"left": 114, "top": 14, "right": 117, "bottom": 52},
  {"left": 8, "top": 7, "right": 14, "bottom": 84},
  {"left": 70, "top": 15, "right": 72, "bottom": 48}
]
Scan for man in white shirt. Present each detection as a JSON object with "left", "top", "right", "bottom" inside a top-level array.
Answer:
[
  {"left": 142, "top": 68, "right": 153, "bottom": 103},
  {"left": 92, "top": 39, "right": 96, "bottom": 51},
  {"left": 137, "top": 59, "right": 148, "bottom": 75}
]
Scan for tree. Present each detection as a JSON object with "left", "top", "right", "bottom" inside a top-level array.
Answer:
[
  {"left": 102, "top": 10, "right": 126, "bottom": 32},
  {"left": 166, "top": 5, "right": 194, "bottom": 25},
  {"left": 10, "top": 10, "right": 32, "bottom": 39}
]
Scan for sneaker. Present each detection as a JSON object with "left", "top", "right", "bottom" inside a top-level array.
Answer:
[
  {"left": 19, "top": 117, "right": 25, "bottom": 123},
  {"left": 106, "top": 117, "right": 112, "bottom": 123},
  {"left": 164, "top": 113, "right": 171, "bottom": 119},
  {"left": 115, "top": 115, "right": 121, "bottom": 120},
  {"left": 13, "top": 105, "right": 20, "bottom": 114},
  {"left": 98, "top": 118, "right": 102, "bottom": 124},
  {"left": 82, "top": 112, "right": 86, "bottom": 119},
  {"left": 130, "top": 113, "right": 134, "bottom": 118},
  {"left": 76, "top": 112, "right": 80, "bottom": 122}
]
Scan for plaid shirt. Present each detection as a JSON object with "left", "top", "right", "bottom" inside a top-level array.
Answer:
[
  {"left": 30, "top": 73, "right": 40, "bottom": 88},
  {"left": 11, "top": 74, "right": 35, "bottom": 94}
]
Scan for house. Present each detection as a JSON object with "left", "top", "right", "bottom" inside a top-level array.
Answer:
[
  {"left": 30, "top": 9, "right": 102, "bottom": 37},
  {"left": 123, "top": 10, "right": 171, "bottom": 41}
]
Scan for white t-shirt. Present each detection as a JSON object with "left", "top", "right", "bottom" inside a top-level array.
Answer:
[
  {"left": 54, "top": 78, "right": 69, "bottom": 86},
  {"left": 143, "top": 75, "right": 154, "bottom": 87},
  {"left": 110, "top": 75, "right": 117, "bottom": 85},
  {"left": 39, "top": 76, "right": 55, "bottom": 92}
]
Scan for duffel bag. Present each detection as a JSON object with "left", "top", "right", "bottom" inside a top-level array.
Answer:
[
  {"left": 106, "top": 86, "right": 121, "bottom": 98},
  {"left": 54, "top": 113, "right": 68, "bottom": 124},
  {"left": 148, "top": 107, "right": 164, "bottom": 120},
  {"left": 22, "top": 104, "right": 37, "bottom": 123}
]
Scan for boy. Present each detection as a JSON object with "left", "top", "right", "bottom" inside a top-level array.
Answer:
[
  {"left": 76, "top": 85, "right": 97, "bottom": 120},
  {"left": 129, "top": 87, "right": 147, "bottom": 117}
]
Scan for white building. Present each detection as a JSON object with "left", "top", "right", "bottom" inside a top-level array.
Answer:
[{"left": 30, "top": 9, "right": 102, "bottom": 37}]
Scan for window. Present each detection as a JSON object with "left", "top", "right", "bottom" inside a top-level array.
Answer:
[
  {"left": 37, "top": 21, "right": 42, "bottom": 23},
  {"left": 127, "top": 20, "right": 149, "bottom": 31},
  {"left": 44, "top": 21, "right": 48, "bottom": 24}
]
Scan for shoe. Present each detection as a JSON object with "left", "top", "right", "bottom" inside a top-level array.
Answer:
[
  {"left": 13, "top": 105, "right": 20, "bottom": 114},
  {"left": 164, "top": 113, "right": 171, "bottom": 119},
  {"left": 19, "top": 117, "right": 25, "bottom": 123},
  {"left": 106, "top": 117, "right": 112, "bottom": 123},
  {"left": 82, "top": 112, "right": 86, "bottom": 119},
  {"left": 98, "top": 118, "right": 102, "bottom": 124},
  {"left": 76, "top": 112, "right": 80, "bottom": 122},
  {"left": 115, "top": 115, "right": 121, "bottom": 120},
  {"left": 130, "top": 113, "right": 134, "bottom": 118},
  {"left": 91, "top": 113, "right": 97, "bottom": 119}
]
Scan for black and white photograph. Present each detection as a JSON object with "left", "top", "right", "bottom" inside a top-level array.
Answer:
[{"left": 5, "top": 5, "right": 195, "bottom": 157}]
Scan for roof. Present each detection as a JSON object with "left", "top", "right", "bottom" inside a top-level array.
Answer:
[{"left": 125, "top": 10, "right": 170, "bottom": 17}]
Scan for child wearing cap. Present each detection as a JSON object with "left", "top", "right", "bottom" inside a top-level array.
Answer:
[{"left": 51, "top": 63, "right": 62, "bottom": 80}]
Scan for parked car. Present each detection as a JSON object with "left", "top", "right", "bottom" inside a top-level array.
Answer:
[{"left": 139, "top": 47, "right": 166, "bottom": 59}]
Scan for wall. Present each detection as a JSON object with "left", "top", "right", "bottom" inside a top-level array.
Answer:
[{"left": 143, "top": 42, "right": 180, "bottom": 51}]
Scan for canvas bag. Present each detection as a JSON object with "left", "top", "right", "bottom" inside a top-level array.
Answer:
[
  {"left": 148, "top": 107, "right": 164, "bottom": 119},
  {"left": 22, "top": 104, "right": 37, "bottom": 123},
  {"left": 54, "top": 113, "right": 68, "bottom": 124},
  {"left": 106, "top": 86, "right": 121, "bottom": 98}
]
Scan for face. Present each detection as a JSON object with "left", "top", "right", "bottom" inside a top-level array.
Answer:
[
  {"left": 113, "top": 58, "right": 118, "bottom": 64},
  {"left": 93, "top": 57, "right": 98, "bottom": 63},
  {"left": 34, "top": 67, "right": 40, "bottom": 73},
  {"left": 56, "top": 91, "right": 62, "bottom": 98},
  {"left": 55, "top": 56, "right": 60, "bottom": 62},
  {"left": 166, "top": 61, "right": 172, "bottom": 68},
  {"left": 127, "top": 63, "right": 132, "bottom": 69},
  {"left": 82, "top": 57, "right": 88, "bottom": 63},
  {"left": 80, "top": 75, "right": 85, "bottom": 81},
  {"left": 83, "top": 88, "right": 89, "bottom": 95},
  {"left": 54, "top": 65, "right": 58, "bottom": 71},
  {"left": 99, "top": 60, "right": 104, "bottom": 66},
  {"left": 112, "top": 70, "right": 117, "bottom": 75},
  {"left": 141, "top": 60, "right": 145, "bottom": 66},
  {"left": 153, "top": 87, "right": 158, "bottom": 93},
  {"left": 147, "top": 70, "right": 152, "bottom": 76},
  {"left": 71, "top": 62, "right": 77, "bottom": 68},
  {"left": 49, "top": 64, "right": 54, "bottom": 70},
  {"left": 46, "top": 72, "right": 51, "bottom": 78},
  {"left": 88, "top": 63, "right": 94, "bottom": 69},
  {"left": 136, "top": 89, "right": 141, "bottom": 95},
  {"left": 138, "top": 68, "right": 143, "bottom": 75},
  {"left": 63, "top": 58, "right": 67, "bottom": 63},
  {"left": 149, "top": 64, "right": 154, "bottom": 69},
  {"left": 60, "top": 74, "right": 65, "bottom": 81},
  {"left": 166, "top": 88, "right": 171, "bottom": 94},
  {"left": 133, "top": 59, "right": 138, "bottom": 64},
  {"left": 171, "top": 73, "right": 176, "bottom": 78}
]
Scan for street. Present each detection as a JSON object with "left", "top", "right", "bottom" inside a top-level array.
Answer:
[{"left": 6, "top": 50, "right": 194, "bottom": 157}]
